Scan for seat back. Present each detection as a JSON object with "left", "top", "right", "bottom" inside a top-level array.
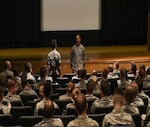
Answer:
[
  {"left": 38, "top": 107, "right": 61, "bottom": 116},
  {"left": 94, "top": 106, "right": 114, "bottom": 114},
  {"left": 131, "top": 114, "right": 141, "bottom": 127},
  {"left": 56, "top": 77, "right": 69, "bottom": 88},
  {"left": 20, "top": 115, "right": 43, "bottom": 127},
  {"left": 20, "top": 94, "right": 38, "bottom": 106},
  {"left": 66, "top": 108, "right": 77, "bottom": 116},
  {"left": 10, "top": 106, "right": 33, "bottom": 125},
  {"left": 0, "top": 114, "right": 13, "bottom": 126}
]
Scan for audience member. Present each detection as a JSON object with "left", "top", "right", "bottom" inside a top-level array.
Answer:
[
  {"left": 3, "top": 78, "right": 23, "bottom": 105},
  {"left": 91, "top": 75, "right": 101, "bottom": 94},
  {"left": 13, "top": 68, "right": 22, "bottom": 91},
  {"left": 102, "top": 88, "right": 135, "bottom": 127},
  {"left": 59, "top": 81, "right": 74, "bottom": 100},
  {"left": 122, "top": 85, "right": 140, "bottom": 114},
  {"left": 117, "top": 68, "right": 131, "bottom": 90},
  {"left": 70, "top": 34, "right": 86, "bottom": 73},
  {"left": 112, "top": 61, "right": 120, "bottom": 75},
  {"left": 0, "top": 86, "right": 11, "bottom": 114},
  {"left": 75, "top": 69, "right": 87, "bottom": 89},
  {"left": 34, "top": 100, "right": 64, "bottom": 127},
  {"left": 2, "top": 60, "right": 14, "bottom": 79},
  {"left": 85, "top": 79, "right": 99, "bottom": 101},
  {"left": 128, "top": 62, "right": 137, "bottom": 80},
  {"left": 34, "top": 82, "right": 58, "bottom": 115},
  {"left": 91, "top": 80, "right": 113, "bottom": 113},
  {"left": 67, "top": 93, "right": 99, "bottom": 127},
  {"left": 47, "top": 39, "right": 61, "bottom": 75}
]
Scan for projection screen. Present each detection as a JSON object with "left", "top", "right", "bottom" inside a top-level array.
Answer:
[{"left": 41, "top": 0, "right": 101, "bottom": 31}]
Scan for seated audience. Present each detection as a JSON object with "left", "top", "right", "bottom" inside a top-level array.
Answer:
[
  {"left": 67, "top": 93, "right": 99, "bottom": 127},
  {"left": 108, "top": 63, "right": 119, "bottom": 79},
  {"left": 91, "top": 75, "right": 101, "bottom": 94},
  {"left": 85, "top": 79, "right": 99, "bottom": 101},
  {"left": 102, "top": 88, "right": 135, "bottom": 127},
  {"left": 112, "top": 61, "right": 120, "bottom": 75},
  {"left": 19, "top": 73, "right": 38, "bottom": 97},
  {"left": 0, "top": 86, "right": 11, "bottom": 114},
  {"left": 122, "top": 85, "right": 140, "bottom": 114},
  {"left": 3, "top": 78, "right": 23, "bottom": 105},
  {"left": 59, "top": 81, "right": 74, "bottom": 100},
  {"left": 34, "top": 82, "right": 59, "bottom": 115},
  {"left": 66, "top": 87, "right": 81, "bottom": 109},
  {"left": 2, "top": 60, "right": 14, "bottom": 79},
  {"left": 127, "top": 62, "right": 137, "bottom": 80},
  {"left": 91, "top": 80, "right": 113, "bottom": 113},
  {"left": 34, "top": 100, "right": 64, "bottom": 127},
  {"left": 13, "top": 68, "right": 22, "bottom": 91},
  {"left": 117, "top": 68, "right": 131, "bottom": 90},
  {"left": 75, "top": 69, "right": 87, "bottom": 89}
]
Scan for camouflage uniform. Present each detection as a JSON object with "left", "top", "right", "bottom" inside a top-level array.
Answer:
[
  {"left": 102, "top": 108, "right": 135, "bottom": 127},
  {"left": 34, "top": 98, "right": 58, "bottom": 115},
  {"left": 34, "top": 117, "right": 64, "bottom": 127},
  {"left": 19, "top": 87, "right": 38, "bottom": 97},
  {"left": 0, "top": 102, "right": 11, "bottom": 114},
  {"left": 67, "top": 114, "right": 99, "bottom": 127},
  {"left": 90, "top": 97, "right": 113, "bottom": 113}
]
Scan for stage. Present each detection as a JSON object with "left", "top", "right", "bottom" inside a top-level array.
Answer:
[{"left": 0, "top": 45, "right": 150, "bottom": 76}]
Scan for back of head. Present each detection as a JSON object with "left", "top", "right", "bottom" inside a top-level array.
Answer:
[
  {"left": 124, "top": 85, "right": 136, "bottom": 103},
  {"left": 86, "top": 79, "right": 95, "bottom": 93},
  {"left": 120, "top": 68, "right": 127, "bottom": 79},
  {"left": 43, "top": 82, "right": 52, "bottom": 98},
  {"left": 102, "top": 68, "right": 109, "bottom": 78},
  {"left": 51, "top": 39, "right": 57, "bottom": 49},
  {"left": 101, "top": 80, "right": 111, "bottom": 96},
  {"left": 7, "top": 78, "right": 17, "bottom": 90},
  {"left": 66, "top": 82, "right": 74, "bottom": 93},
  {"left": 113, "top": 88, "right": 124, "bottom": 105},
  {"left": 138, "top": 69, "right": 146, "bottom": 79},
  {"left": 80, "top": 69, "right": 86, "bottom": 79},
  {"left": 75, "top": 93, "right": 86, "bottom": 114},
  {"left": 51, "top": 70, "right": 58, "bottom": 82},
  {"left": 140, "top": 64, "right": 145, "bottom": 71},
  {"left": 135, "top": 78, "right": 143, "bottom": 93},
  {"left": 25, "top": 62, "right": 32, "bottom": 73},
  {"left": 44, "top": 100, "right": 54, "bottom": 118},
  {"left": 71, "top": 87, "right": 81, "bottom": 99},
  {"left": 108, "top": 64, "right": 113, "bottom": 72},
  {"left": 131, "top": 81, "right": 138, "bottom": 95},
  {"left": 40, "top": 65, "right": 48, "bottom": 79},
  {"left": 21, "top": 71, "right": 28, "bottom": 88},
  {"left": 130, "top": 62, "right": 137, "bottom": 75}
]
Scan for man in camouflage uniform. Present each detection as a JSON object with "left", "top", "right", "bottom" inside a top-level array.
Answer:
[{"left": 67, "top": 93, "right": 99, "bottom": 127}]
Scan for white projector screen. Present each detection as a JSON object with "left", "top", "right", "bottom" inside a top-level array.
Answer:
[{"left": 41, "top": 0, "right": 101, "bottom": 31}]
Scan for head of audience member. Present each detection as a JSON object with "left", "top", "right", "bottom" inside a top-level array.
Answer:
[
  {"left": 138, "top": 69, "right": 146, "bottom": 80},
  {"left": 44, "top": 99, "right": 54, "bottom": 118},
  {"left": 108, "top": 64, "right": 113, "bottom": 73},
  {"left": 76, "top": 34, "right": 81, "bottom": 46},
  {"left": 113, "top": 88, "right": 124, "bottom": 109},
  {"left": 78, "top": 69, "right": 86, "bottom": 79},
  {"left": 40, "top": 65, "right": 49, "bottom": 81},
  {"left": 86, "top": 79, "right": 95, "bottom": 94},
  {"left": 129, "top": 62, "right": 137, "bottom": 75},
  {"left": 0, "top": 73, "right": 7, "bottom": 88},
  {"left": 71, "top": 87, "right": 81, "bottom": 100},
  {"left": 7, "top": 78, "right": 18, "bottom": 95},
  {"left": 43, "top": 82, "right": 52, "bottom": 99},
  {"left": 13, "top": 68, "right": 20, "bottom": 77},
  {"left": 75, "top": 93, "right": 87, "bottom": 115},
  {"left": 140, "top": 64, "right": 145, "bottom": 71},
  {"left": 91, "top": 75, "right": 98, "bottom": 86},
  {"left": 113, "top": 61, "right": 119, "bottom": 70},
  {"left": 21, "top": 71, "right": 29, "bottom": 89},
  {"left": 51, "top": 39, "right": 57, "bottom": 50},
  {"left": 124, "top": 85, "right": 136, "bottom": 104},
  {"left": 0, "top": 86, "right": 4, "bottom": 102},
  {"left": 131, "top": 81, "right": 139, "bottom": 95},
  {"left": 135, "top": 78, "right": 143, "bottom": 93},
  {"left": 4, "top": 60, "right": 12, "bottom": 70},
  {"left": 100, "top": 80, "right": 111, "bottom": 97},
  {"left": 119, "top": 68, "right": 128, "bottom": 80},
  {"left": 146, "top": 67, "right": 150, "bottom": 75},
  {"left": 25, "top": 62, "right": 33, "bottom": 73},
  {"left": 102, "top": 68, "right": 109, "bottom": 79},
  {"left": 66, "top": 82, "right": 74, "bottom": 94}
]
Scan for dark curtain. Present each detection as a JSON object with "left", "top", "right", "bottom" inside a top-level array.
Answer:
[{"left": 102, "top": 0, "right": 148, "bottom": 45}]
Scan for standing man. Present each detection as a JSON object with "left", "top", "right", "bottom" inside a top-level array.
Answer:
[
  {"left": 47, "top": 39, "right": 61, "bottom": 76},
  {"left": 70, "top": 34, "right": 86, "bottom": 73}
]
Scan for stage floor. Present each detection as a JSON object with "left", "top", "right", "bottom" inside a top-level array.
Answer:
[{"left": 0, "top": 45, "right": 150, "bottom": 75}]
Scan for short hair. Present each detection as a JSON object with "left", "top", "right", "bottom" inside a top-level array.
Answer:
[
  {"left": 124, "top": 85, "right": 136, "bottom": 103},
  {"left": 108, "top": 64, "right": 113, "bottom": 72},
  {"left": 7, "top": 78, "right": 17, "bottom": 90},
  {"left": 102, "top": 68, "right": 109, "bottom": 78},
  {"left": 101, "top": 80, "right": 110, "bottom": 96},
  {"left": 75, "top": 93, "right": 86, "bottom": 114},
  {"left": 40, "top": 65, "right": 48, "bottom": 79},
  {"left": 87, "top": 79, "right": 95, "bottom": 93},
  {"left": 119, "top": 68, "right": 127, "bottom": 79},
  {"left": 130, "top": 62, "right": 137, "bottom": 75},
  {"left": 113, "top": 88, "right": 124, "bottom": 104},
  {"left": 44, "top": 100, "right": 54, "bottom": 118},
  {"left": 43, "top": 82, "right": 52, "bottom": 97},
  {"left": 51, "top": 39, "right": 57, "bottom": 49}
]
